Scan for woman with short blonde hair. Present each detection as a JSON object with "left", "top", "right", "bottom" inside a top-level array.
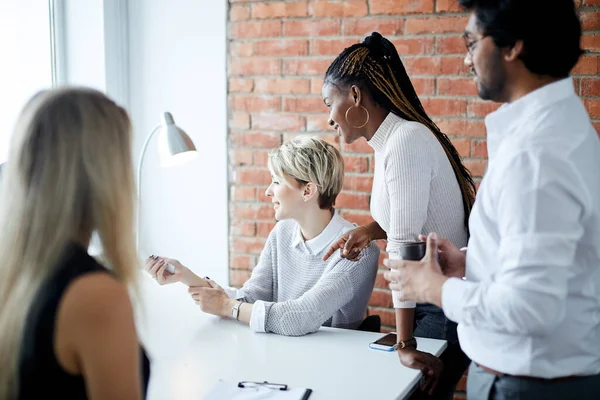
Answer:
[
  {"left": 0, "top": 88, "right": 149, "bottom": 399},
  {"left": 147, "top": 136, "right": 380, "bottom": 336}
]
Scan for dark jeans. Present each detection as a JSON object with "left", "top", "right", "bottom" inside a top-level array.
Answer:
[
  {"left": 467, "top": 362, "right": 600, "bottom": 400},
  {"left": 409, "top": 303, "right": 470, "bottom": 400}
]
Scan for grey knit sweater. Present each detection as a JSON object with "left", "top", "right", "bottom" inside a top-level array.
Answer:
[{"left": 226, "top": 212, "right": 379, "bottom": 336}]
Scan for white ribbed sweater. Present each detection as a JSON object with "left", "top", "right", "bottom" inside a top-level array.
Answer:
[{"left": 368, "top": 113, "right": 468, "bottom": 305}]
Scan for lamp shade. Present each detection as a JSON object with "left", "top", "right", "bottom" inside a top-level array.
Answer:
[{"left": 158, "top": 112, "right": 197, "bottom": 165}]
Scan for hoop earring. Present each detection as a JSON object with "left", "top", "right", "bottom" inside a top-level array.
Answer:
[{"left": 345, "top": 106, "right": 370, "bottom": 129}]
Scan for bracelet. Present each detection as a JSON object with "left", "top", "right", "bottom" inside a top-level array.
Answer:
[{"left": 393, "top": 337, "right": 418, "bottom": 350}]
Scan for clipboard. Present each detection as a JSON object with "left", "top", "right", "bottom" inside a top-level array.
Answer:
[{"left": 203, "top": 380, "right": 312, "bottom": 400}]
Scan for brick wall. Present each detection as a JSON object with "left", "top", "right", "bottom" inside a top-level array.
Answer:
[{"left": 227, "top": 1, "right": 599, "bottom": 396}]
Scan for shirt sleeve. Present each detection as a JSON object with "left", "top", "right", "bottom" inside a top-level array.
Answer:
[
  {"left": 442, "top": 150, "right": 587, "bottom": 335},
  {"left": 251, "top": 243, "right": 379, "bottom": 336},
  {"left": 384, "top": 123, "right": 434, "bottom": 308},
  {"left": 236, "top": 228, "right": 277, "bottom": 304}
]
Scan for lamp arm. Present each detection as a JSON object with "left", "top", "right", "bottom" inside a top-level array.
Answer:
[{"left": 136, "top": 124, "right": 161, "bottom": 252}]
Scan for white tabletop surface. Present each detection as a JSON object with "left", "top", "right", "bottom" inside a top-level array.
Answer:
[{"left": 136, "top": 274, "right": 447, "bottom": 400}]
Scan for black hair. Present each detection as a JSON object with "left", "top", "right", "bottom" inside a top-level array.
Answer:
[
  {"left": 325, "top": 32, "right": 476, "bottom": 231},
  {"left": 459, "top": 0, "right": 584, "bottom": 77}
]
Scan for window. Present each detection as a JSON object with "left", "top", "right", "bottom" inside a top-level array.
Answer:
[{"left": 0, "top": 1, "right": 54, "bottom": 163}]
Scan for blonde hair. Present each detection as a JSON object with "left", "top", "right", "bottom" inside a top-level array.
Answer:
[
  {"left": 0, "top": 87, "right": 138, "bottom": 399},
  {"left": 268, "top": 136, "right": 344, "bottom": 210}
]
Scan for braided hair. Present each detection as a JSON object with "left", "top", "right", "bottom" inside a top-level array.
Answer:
[{"left": 325, "top": 32, "right": 476, "bottom": 230}]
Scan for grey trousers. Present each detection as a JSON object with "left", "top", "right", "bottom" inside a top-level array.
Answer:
[{"left": 467, "top": 362, "right": 600, "bottom": 400}]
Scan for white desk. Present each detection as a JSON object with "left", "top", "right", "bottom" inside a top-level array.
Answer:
[{"left": 136, "top": 274, "right": 447, "bottom": 400}]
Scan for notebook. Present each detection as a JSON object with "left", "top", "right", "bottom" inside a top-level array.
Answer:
[{"left": 203, "top": 380, "right": 312, "bottom": 400}]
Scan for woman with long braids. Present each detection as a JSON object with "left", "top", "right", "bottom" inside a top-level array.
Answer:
[{"left": 322, "top": 32, "right": 475, "bottom": 399}]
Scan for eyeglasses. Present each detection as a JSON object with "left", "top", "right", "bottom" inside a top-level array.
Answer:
[
  {"left": 462, "top": 33, "right": 484, "bottom": 55},
  {"left": 238, "top": 381, "right": 288, "bottom": 391}
]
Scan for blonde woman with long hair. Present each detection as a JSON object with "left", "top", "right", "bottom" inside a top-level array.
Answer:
[{"left": 0, "top": 88, "right": 150, "bottom": 399}]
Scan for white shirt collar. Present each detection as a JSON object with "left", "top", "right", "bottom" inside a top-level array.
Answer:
[
  {"left": 367, "top": 112, "right": 403, "bottom": 152},
  {"left": 484, "top": 78, "right": 575, "bottom": 159},
  {"left": 290, "top": 210, "right": 346, "bottom": 255}
]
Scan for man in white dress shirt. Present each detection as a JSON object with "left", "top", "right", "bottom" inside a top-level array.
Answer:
[{"left": 383, "top": 0, "right": 600, "bottom": 398}]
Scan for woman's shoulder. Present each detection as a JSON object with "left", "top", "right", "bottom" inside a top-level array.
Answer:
[{"left": 387, "top": 119, "right": 436, "bottom": 150}]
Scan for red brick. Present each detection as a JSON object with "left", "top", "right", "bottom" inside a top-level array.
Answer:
[
  {"left": 230, "top": 112, "right": 250, "bottom": 130},
  {"left": 441, "top": 56, "right": 469, "bottom": 75},
  {"left": 339, "top": 210, "right": 375, "bottom": 226},
  {"left": 231, "top": 131, "right": 282, "bottom": 148},
  {"left": 229, "top": 95, "right": 280, "bottom": 112},
  {"left": 342, "top": 18, "right": 404, "bottom": 36},
  {"left": 390, "top": 37, "right": 435, "bottom": 55},
  {"left": 229, "top": 269, "right": 251, "bottom": 287},
  {"left": 253, "top": 151, "right": 270, "bottom": 167},
  {"left": 344, "top": 155, "right": 369, "bottom": 173},
  {"left": 230, "top": 58, "right": 281, "bottom": 75},
  {"left": 437, "top": 77, "right": 477, "bottom": 96},
  {"left": 229, "top": 78, "right": 254, "bottom": 93},
  {"left": 422, "top": 98, "right": 467, "bottom": 117},
  {"left": 230, "top": 42, "right": 253, "bottom": 57},
  {"left": 404, "top": 56, "right": 443, "bottom": 75},
  {"left": 283, "top": 97, "right": 326, "bottom": 113},
  {"left": 230, "top": 21, "right": 282, "bottom": 39},
  {"left": 373, "top": 271, "right": 389, "bottom": 289},
  {"left": 467, "top": 100, "right": 501, "bottom": 118},
  {"left": 582, "top": 0, "right": 600, "bottom": 5},
  {"left": 310, "top": 38, "right": 359, "bottom": 56},
  {"left": 311, "top": 77, "right": 325, "bottom": 94},
  {"left": 283, "top": 20, "right": 340, "bottom": 37},
  {"left": 232, "top": 221, "right": 256, "bottom": 236},
  {"left": 231, "top": 255, "right": 253, "bottom": 270},
  {"left": 471, "top": 140, "right": 488, "bottom": 158},
  {"left": 254, "top": 39, "right": 308, "bottom": 56},
  {"left": 235, "top": 168, "right": 272, "bottom": 185},
  {"left": 251, "top": 114, "right": 306, "bottom": 131},
  {"left": 306, "top": 115, "right": 331, "bottom": 132},
  {"left": 230, "top": 149, "right": 254, "bottom": 166},
  {"left": 585, "top": 99, "right": 600, "bottom": 118},
  {"left": 572, "top": 55, "right": 600, "bottom": 75},
  {"left": 336, "top": 192, "right": 370, "bottom": 210},
  {"left": 580, "top": 11, "right": 600, "bottom": 30},
  {"left": 231, "top": 186, "right": 257, "bottom": 201},
  {"left": 284, "top": 59, "right": 334, "bottom": 75},
  {"left": 451, "top": 138, "right": 470, "bottom": 158},
  {"left": 256, "top": 221, "right": 277, "bottom": 238},
  {"left": 412, "top": 77, "right": 436, "bottom": 96},
  {"left": 309, "top": 1, "right": 368, "bottom": 18},
  {"left": 254, "top": 78, "right": 310, "bottom": 95},
  {"left": 342, "top": 138, "right": 374, "bottom": 154},
  {"left": 230, "top": 5, "right": 250, "bottom": 21},
  {"left": 231, "top": 203, "right": 275, "bottom": 220},
  {"left": 464, "top": 159, "right": 488, "bottom": 178},
  {"left": 343, "top": 175, "right": 374, "bottom": 192},
  {"left": 580, "top": 77, "right": 600, "bottom": 96},
  {"left": 436, "top": 0, "right": 462, "bottom": 12},
  {"left": 405, "top": 16, "right": 469, "bottom": 34},
  {"left": 435, "top": 119, "right": 486, "bottom": 138},
  {"left": 251, "top": 2, "right": 308, "bottom": 19},
  {"left": 437, "top": 36, "right": 467, "bottom": 55},
  {"left": 581, "top": 33, "right": 600, "bottom": 52},
  {"left": 371, "top": 0, "right": 435, "bottom": 15},
  {"left": 369, "top": 289, "right": 393, "bottom": 308}
]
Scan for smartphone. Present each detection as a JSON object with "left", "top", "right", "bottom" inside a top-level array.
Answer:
[{"left": 369, "top": 332, "right": 397, "bottom": 352}]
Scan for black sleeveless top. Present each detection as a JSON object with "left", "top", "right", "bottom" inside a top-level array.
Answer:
[{"left": 18, "top": 244, "right": 151, "bottom": 399}]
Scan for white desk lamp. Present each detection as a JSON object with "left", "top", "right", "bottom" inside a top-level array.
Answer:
[{"left": 136, "top": 112, "right": 197, "bottom": 265}]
